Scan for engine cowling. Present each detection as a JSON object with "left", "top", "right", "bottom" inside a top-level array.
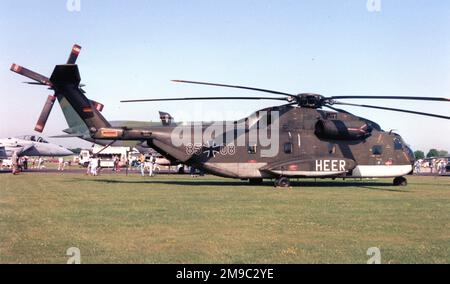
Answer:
[{"left": 315, "top": 120, "right": 372, "bottom": 140}]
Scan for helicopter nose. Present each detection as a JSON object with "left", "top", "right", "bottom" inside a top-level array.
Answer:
[{"left": 405, "top": 146, "right": 415, "bottom": 162}]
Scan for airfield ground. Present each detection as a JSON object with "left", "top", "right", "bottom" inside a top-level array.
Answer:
[{"left": 0, "top": 171, "right": 449, "bottom": 263}]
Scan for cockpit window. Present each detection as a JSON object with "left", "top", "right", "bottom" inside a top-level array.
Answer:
[
  {"left": 36, "top": 137, "right": 48, "bottom": 143},
  {"left": 19, "top": 135, "right": 48, "bottom": 143},
  {"left": 393, "top": 137, "right": 403, "bottom": 150}
]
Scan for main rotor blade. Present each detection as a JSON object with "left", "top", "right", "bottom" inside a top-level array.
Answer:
[
  {"left": 10, "top": 64, "right": 51, "bottom": 86},
  {"left": 172, "top": 80, "right": 293, "bottom": 96},
  {"left": 67, "top": 44, "right": 82, "bottom": 64},
  {"left": 333, "top": 102, "right": 450, "bottom": 120},
  {"left": 121, "top": 96, "right": 288, "bottom": 103},
  {"left": 328, "top": 95, "right": 450, "bottom": 102}
]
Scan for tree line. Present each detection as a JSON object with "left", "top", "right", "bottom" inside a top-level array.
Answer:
[{"left": 414, "top": 149, "right": 449, "bottom": 160}]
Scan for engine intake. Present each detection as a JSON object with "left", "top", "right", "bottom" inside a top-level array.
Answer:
[{"left": 315, "top": 120, "right": 372, "bottom": 140}]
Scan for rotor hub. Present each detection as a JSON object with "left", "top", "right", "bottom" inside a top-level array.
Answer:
[{"left": 295, "top": 93, "right": 325, "bottom": 108}]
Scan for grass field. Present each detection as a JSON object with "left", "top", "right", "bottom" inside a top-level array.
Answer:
[{"left": 0, "top": 172, "right": 449, "bottom": 263}]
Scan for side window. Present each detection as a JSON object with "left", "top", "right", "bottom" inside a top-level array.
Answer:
[
  {"left": 248, "top": 145, "right": 257, "bottom": 154},
  {"left": 372, "top": 145, "right": 383, "bottom": 155},
  {"left": 284, "top": 142, "right": 293, "bottom": 154}
]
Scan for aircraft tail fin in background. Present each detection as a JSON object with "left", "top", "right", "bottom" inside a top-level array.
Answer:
[{"left": 159, "top": 111, "right": 174, "bottom": 126}]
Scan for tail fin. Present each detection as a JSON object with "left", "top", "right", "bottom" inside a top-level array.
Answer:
[
  {"left": 11, "top": 45, "right": 111, "bottom": 134},
  {"left": 49, "top": 64, "right": 111, "bottom": 132}
]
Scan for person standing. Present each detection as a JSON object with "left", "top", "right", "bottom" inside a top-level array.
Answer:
[
  {"left": 414, "top": 160, "right": 421, "bottom": 174},
  {"left": 90, "top": 156, "right": 98, "bottom": 176},
  {"left": 97, "top": 157, "right": 101, "bottom": 176},
  {"left": 125, "top": 158, "right": 129, "bottom": 176},
  {"left": 113, "top": 155, "right": 120, "bottom": 173},
  {"left": 439, "top": 159, "right": 447, "bottom": 175},
  {"left": 58, "top": 157, "right": 65, "bottom": 171},
  {"left": 112, "top": 155, "right": 117, "bottom": 172},
  {"left": 148, "top": 154, "right": 155, "bottom": 177},
  {"left": 23, "top": 156, "right": 28, "bottom": 170},
  {"left": 139, "top": 154, "right": 146, "bottom": 177},
  {"left": 11, "top": 151, "right": 19, "bottom": 175},
  {"left": 86, "top": 156, "right": 92, "bottom": 175},
  {"left": 37, "top": 157, "right": 44, "bottom": 169}
]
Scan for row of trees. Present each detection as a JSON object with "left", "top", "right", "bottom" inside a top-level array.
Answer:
[{"left": 414, "top": 149, "right": 449, "bottom": 160}]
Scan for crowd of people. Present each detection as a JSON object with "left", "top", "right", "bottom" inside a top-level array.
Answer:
[
  {"left": 7, "top": 151, "right": 47, "bottom": 174},
  {"left": 85, "top": 155, "right": 101, "bottom": 176},
  {"left": 414, "top": 158, "right": 448, "bottom": 175},
  {"left": 82, "top": 154, "right": 160, "bottom": 177},
  {"left": 138, "top": 153, "right": 157, "bottom": 177}
]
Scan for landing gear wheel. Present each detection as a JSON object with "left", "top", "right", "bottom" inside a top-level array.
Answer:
[
  {"left": 249, "top": 178, "right": 263, "bottom": 185},
  {"left": 393, "top": 176, "right": 407, "bottom": 186},
  {"left": 275, "top": 177, "right": 290, "bottom": 188}
]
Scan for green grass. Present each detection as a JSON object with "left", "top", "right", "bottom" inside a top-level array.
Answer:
[{"left": 0, "top": 173, "right": 449, "bottom": 263}]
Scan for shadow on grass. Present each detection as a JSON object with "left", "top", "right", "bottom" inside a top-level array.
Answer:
[
  {"left": 62, "top": 177, "right": 409, "bottom": 190},
  {"left": 358, "top": 186, "right": 409, "bottom": 193}
]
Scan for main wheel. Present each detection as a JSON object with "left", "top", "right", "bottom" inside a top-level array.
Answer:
[
  {"left": 275, "top": 177, "right": 290, "bottom": 188},
  {"left": 393, "top": 176, "right": 407, "bottom": 186}
]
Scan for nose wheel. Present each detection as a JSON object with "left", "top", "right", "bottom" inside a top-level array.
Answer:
[
  {"left": 393, "top": 176, "right": 407, "bottom": 186},
  {"left": 275, "top": 177, "right": 290, "bottom": 188}
]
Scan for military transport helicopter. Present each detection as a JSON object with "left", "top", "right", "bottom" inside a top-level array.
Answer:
[{"left": 10, "top": 44, "right": 450, "bottom": 187}]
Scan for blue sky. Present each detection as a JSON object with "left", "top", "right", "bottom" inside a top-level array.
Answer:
[{"left": 0, "top": 0, "right": 449, "bottom": 151}]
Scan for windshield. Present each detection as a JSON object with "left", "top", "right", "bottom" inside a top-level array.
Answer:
[{"left": 18, "top": 135, "right": 48, "bottom": 143}]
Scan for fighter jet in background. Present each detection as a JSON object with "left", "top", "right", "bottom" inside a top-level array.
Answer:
[{"left": 0, "top": 135, "right": 73, "bottom": 158}]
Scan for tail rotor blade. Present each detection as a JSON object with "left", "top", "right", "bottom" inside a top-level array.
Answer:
[
  {"left": 67, "top": 44, "right": 82, "bottom": 64},
  {"left": 34, "top": 95, "right": 56, "bottom": 132},
  {"left": 10, "top": 64, "right": 52, "bottom": 86}
]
